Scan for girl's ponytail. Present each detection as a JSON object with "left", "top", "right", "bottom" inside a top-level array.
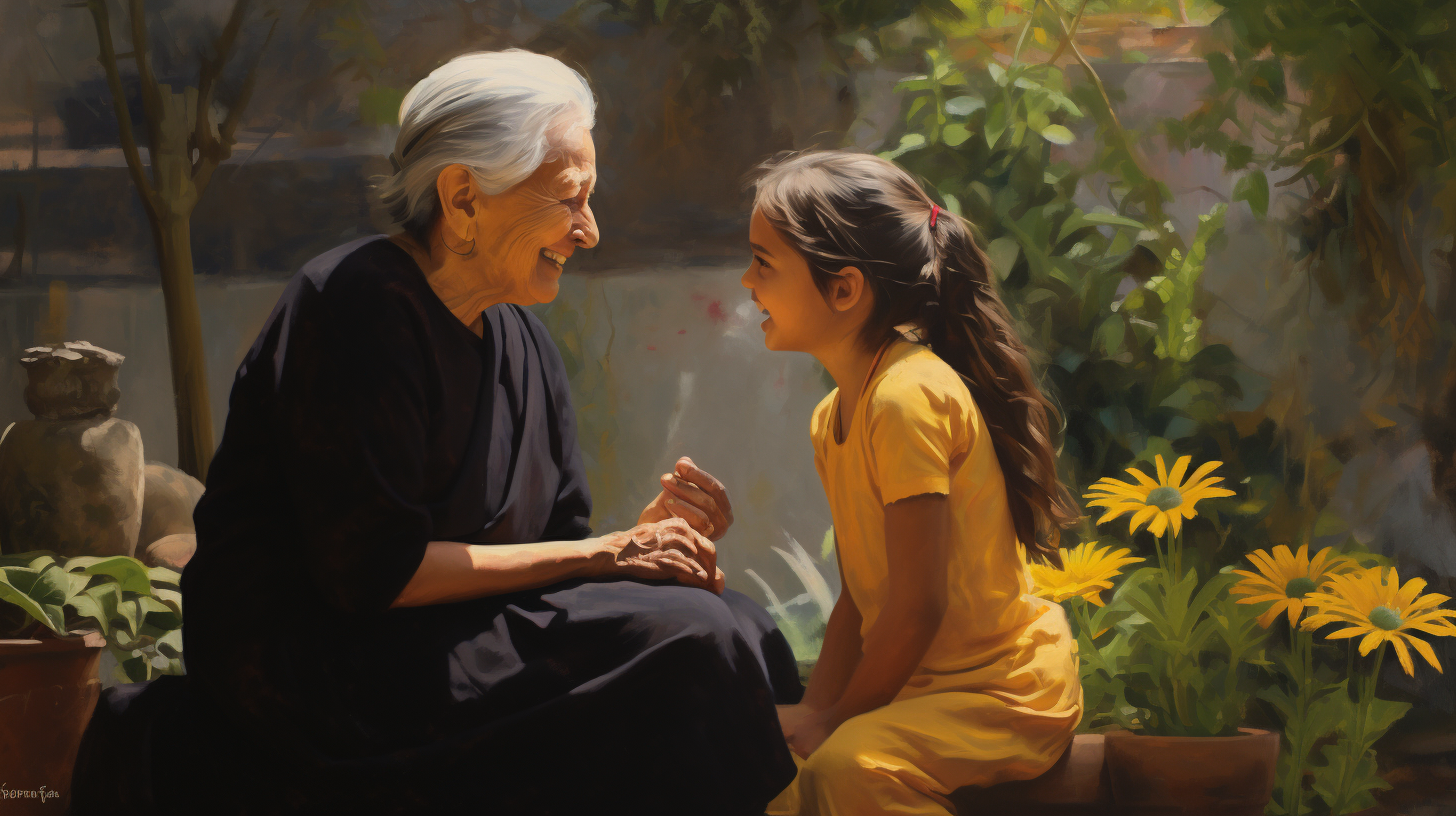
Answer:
[
  {"left": 753, "top": 150, "right": 1079, "bottom": 566},
  {"left": 922, "top": 212, "right": 1079, "bottom": 566}
]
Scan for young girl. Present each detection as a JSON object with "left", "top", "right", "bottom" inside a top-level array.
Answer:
[{"left": 744, "top": 151, "right": 1083, "bottom": 816}]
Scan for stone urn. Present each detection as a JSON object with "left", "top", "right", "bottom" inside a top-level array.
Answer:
[{"left": 0, "top": 342, "right": 145, "bottom": 558}]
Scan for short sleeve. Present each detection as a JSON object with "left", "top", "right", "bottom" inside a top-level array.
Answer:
[
  {"left": 273, "top": 275, "right": 434, "bottom": 617},
  {"left": 867, "top": 377, "right": 962, "bottom": 505}
]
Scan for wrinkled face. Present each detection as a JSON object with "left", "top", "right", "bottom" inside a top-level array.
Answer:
[
  {"left": 474, "top": 125, "right": 599, "bottom": 305},
  {"left": 740, "top": 208, "right": 839, "bottom": 353}
]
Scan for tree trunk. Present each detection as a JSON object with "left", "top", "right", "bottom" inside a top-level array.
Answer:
[{"left": 155, "top": 209, "right": 214, "bottom": 483}]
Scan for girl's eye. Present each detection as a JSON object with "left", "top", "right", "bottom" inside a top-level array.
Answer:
[{"left": 754, "top": 255, "right": 771, "bottom": 270}]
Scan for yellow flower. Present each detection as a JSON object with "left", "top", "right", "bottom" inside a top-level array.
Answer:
[
  {"left": 1302, "top": 566, "right": 1456, "bottom": 676},
  {"left": 1230, "top": 544, "right": 1352, "bottom": 628},
  {"left": 1083, "top": 454, "right": 1235, "bottom": 538},
  {"left": 1030, "top": 542, "right": 1145, "bottom": 607}
]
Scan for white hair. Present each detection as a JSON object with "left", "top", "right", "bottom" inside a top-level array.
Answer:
[{"left": 373, "top": 49, "right": 596, "bottom": 239}]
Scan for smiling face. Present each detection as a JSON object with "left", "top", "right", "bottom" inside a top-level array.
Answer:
[
  {"left": 740, "top": 208, "right": 845, "bottom": 353},
  {"left": 471, "top": 124, "right": 599, "bottom": 305}
]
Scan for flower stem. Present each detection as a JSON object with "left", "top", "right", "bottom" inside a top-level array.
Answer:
[
  {"left": 1333, "top": 642, "right": 1387, "bottom": 815},
  {"left": 1281, "top": 625, "right": 1314, "bottom": 816}
]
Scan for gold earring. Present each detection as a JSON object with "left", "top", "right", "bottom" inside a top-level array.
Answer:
[{"left": 444, "top": 233, "right": 476, "bottom": 256}]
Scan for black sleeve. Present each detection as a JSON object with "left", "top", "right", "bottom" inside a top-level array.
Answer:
[
  {"left": 272, "top": 272, "right": 434, "bottom": 617},
  {"left": 525, "top": 309, "right": 593, "bottom": 542}
]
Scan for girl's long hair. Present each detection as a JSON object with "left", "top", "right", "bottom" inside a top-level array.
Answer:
[{"left": 753, "top": 150, "right": 1078, "bottom": 566}]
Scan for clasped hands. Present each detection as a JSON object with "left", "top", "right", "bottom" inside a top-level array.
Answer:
[{"left": 603, "top": 456, "right": 734, "bottom": 594}]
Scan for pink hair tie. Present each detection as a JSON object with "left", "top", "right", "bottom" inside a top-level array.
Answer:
[{"left": 930, "top": 204, "right": 940, "bottom": 228}]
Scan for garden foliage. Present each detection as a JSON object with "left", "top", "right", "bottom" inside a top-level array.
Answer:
[{"left": 0, "top": 552, "right": 184, "bottom": 683}]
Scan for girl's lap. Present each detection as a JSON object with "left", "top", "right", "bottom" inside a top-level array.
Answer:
[{"left": 787, "top": 690, "right": 1079, "bottom": 800}]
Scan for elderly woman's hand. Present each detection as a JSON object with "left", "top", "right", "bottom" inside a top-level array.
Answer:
[
  {"left": 602, "top": 517, "right": 725, "bottom": 593},
  {"left": 638, "top": 457, "right": 735, "bottom": 542}
]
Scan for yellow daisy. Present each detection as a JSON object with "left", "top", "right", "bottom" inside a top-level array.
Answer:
[
  {"left": 1083, "top": 454, "right": 1236, "bottom": 538},
  {"left": 1302, "top": 566, "right": 1456, "bottom": 676},
  {"left": 1030, "top": 542, "right": 1145, "bottom": 607},
  {"left": 1230, "top": 544, "right": 1352, "bottom": 628}
]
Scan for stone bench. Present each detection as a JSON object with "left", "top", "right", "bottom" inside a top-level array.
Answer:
[{"left": 950, "top": 734, "right": 1110, "bottom": 815}]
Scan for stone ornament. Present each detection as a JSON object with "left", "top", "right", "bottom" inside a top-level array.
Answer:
[
  {"left": 0, "top": 342, "right": 145, "bottom": 559},
  {"left": 19, "top": 341, "right": 126, "bottom": 421}
]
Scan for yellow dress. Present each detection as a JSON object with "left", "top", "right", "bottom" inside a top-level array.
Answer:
[{"left": 768, "top": 338, "right": 1082, "bottom": 816}]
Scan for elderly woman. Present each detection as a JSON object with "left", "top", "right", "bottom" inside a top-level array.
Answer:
[{"left": 162, "top": 50, "right": 803, "bottom": 814}]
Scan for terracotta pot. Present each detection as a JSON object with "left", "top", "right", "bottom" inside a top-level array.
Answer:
[
  {"left": 1103, "top": 727, "right": 1280, "bottom": 816},
  {"left": 0, "top": 631, "right": 105, "bottom": 815}
]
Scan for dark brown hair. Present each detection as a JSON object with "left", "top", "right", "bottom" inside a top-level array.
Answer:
[{"left": 753, "top": 150, "right": 1078, "bottom": 566}]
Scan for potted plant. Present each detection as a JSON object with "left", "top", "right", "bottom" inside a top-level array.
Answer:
[
  {"left": 0, "top": 552, "right": 182, "bottom": 815},
  {"left": 1066, "top": 454, "right": 1280, "bottom": 815}
]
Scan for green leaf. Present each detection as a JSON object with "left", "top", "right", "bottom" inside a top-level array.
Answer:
[
  {"left": 0, "top": 566, "right": 68, "bottom": 634},
  {"left": 1248, "top": 59, "right": 1287, "bottom": 109},
  {"left": 155, "top": 628, "right": 184, "bottom": 659},
  {"left": 1232, "top": 170, "right": 1269, "bottom": 218},
  {"left": 985, "top": 101, "right": 1009, "bottom": 148},
  {"left": 66, "top": 556, "right": 152, "bottom": 595},
  {"left": 1206, "top": 52, "right": 1234, "bottom": 90},
  {"left": 880, "top": 132, "right": 926, "bottom": 161},
  {"left": 117, "top": 654, "right": 151, "bottom": 684},
  {"left": 987, "top": 62, "right": 1007, "bottom": 86},
  {"left": 68, "top": 582, "right": 122, "bottom": 635},
  {"left": 116, "top": 597, "right": 142, "bottom": 638},
  {"left": 1045, "top": 91, "right": 1082, "bottom": 117},
  {"left": 944, "top": 95, "right": 985, "bottom": 117},
  {"left": 1040, "top": 124, "right": 1075, "bottom": 145},
  {"left": 1058, "top": 209, "right": 1145, "bottom": 243},
  {"left": 943, "top": 123, "right": 970, "bottom": 147},
  {"left": 153, "top": 586, "right": 183, "bottom": 616},
  {"left": 139, "top": 595, "right": 183, "bottom": 631},
  {"left": 986, "top": 236, "right": 1020, "bottom": 280}
]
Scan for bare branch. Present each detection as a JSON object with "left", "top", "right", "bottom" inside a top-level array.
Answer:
[
  {"left": 128, "top": 0, "right": 164, "bottom": 169},
  {"left": 1045, "top": 0, "right": 1086, "bottom": 66},
  {"left": 194, "top": 0, "right": 252, "bottom": 170},
  {"left": 195, "top": 15, "right": 276, "bottom": 195},
  {"left": 85, "top": 0, "right": 159, "bottom": 216}
]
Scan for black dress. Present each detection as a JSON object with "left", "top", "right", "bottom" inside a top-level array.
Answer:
[{"left": 70, "top": 237, "right": 802, "bottom": 815}]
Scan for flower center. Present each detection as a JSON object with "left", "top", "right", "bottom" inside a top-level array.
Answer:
[
  {"left": 1284, "top": 576, "right": 1316, "bottom": 598},
  {"left": 1369, "top": 606, "right": 1403, "bottom": 631},
  {"left": 1145, "top": 486, "right": 1183, "bottom": 511}
]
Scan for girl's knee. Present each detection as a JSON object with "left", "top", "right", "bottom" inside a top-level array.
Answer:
[{"left": 801, "top": 733, "right": 883, "bottom": 790}]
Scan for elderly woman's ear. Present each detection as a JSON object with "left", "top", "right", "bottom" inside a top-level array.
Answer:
[{"left": 435, "top": 164, "right": 481, "bottom": 251}]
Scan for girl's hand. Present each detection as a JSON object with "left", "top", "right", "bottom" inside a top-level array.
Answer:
[
  {"left": 600, "top": 518, "right": 725, "bottom": 593},
  {"left": 782, "top": 707, "right": 840, "bottom": 759},
  {"left": 775, "top": 704, "right": 817, "bottom": 740},
  {"left": 638, "top": 457, "right": 735, "bottom": 542}
]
